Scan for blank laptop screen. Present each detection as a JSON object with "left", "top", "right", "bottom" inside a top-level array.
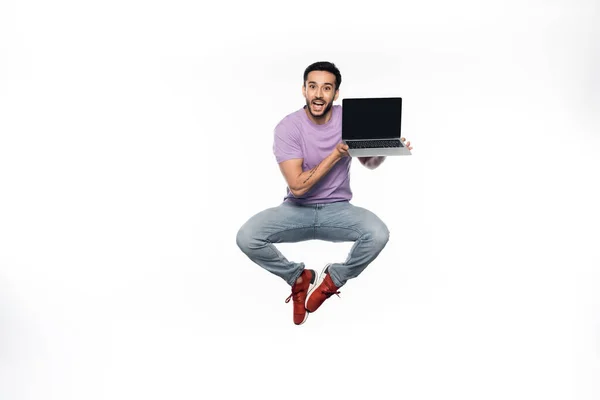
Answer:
[{"left": 342, "top": 97, "right": 402, "bottom": 140}]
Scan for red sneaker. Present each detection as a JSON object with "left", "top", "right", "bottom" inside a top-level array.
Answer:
[
  {"left": 306, "top": 264, "right": 341, "bottom": 313},
  {"left": 285, "top": 269, "right": 317, "bottom": 325}
]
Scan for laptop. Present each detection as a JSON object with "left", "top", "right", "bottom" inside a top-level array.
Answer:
[{"left": 342, "top": 97, "right": 411, "bottom": 156}]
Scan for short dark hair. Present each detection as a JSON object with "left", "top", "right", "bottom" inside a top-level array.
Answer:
[{"left": 303, "top": 61, "right": 342, "bottom": 90}]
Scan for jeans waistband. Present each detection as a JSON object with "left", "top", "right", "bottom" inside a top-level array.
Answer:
[{"left": 284, "top": 200, "right": 349, "bottom": 208}]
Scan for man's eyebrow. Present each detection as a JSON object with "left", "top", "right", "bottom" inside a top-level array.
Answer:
[{"left": 307, "top": 81, "right": 334, "bottom": 86}]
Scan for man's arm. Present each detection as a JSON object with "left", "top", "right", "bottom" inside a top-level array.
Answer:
[{"left": 279, "top": 142, "right": 349, "bottom": 197}]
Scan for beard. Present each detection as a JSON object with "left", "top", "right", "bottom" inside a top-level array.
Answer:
[{"left": 305, "top": 98, "right": 333, "bottom": 120}]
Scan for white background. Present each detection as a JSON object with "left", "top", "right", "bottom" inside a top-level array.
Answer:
[{"left": 1, "top": 1, "right": 599, "bottom": 399}]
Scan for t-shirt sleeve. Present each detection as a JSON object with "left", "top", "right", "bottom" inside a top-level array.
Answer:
[{"left": 273, "top": 121, "right": 303, "bottom": 163}]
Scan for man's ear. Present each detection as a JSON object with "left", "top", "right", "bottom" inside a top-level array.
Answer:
[
  {"left": 334, "top": 89, "right": 339, "bottom": 101},
  {"left": 302, "top": 84, "right": 306, "bottom": 98}
]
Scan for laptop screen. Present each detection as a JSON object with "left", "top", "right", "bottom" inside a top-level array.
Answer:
[{"left": 342, "top": 97, "right": 402, "bottom": 140}]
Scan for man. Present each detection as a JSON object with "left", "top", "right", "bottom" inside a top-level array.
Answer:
[{"left": 236, "top": 61, "right": 413, "bottom": 325}]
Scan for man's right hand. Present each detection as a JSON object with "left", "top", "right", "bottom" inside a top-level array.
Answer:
[{"left": 334, "top": 142, "right": 350, "bottom": 159}]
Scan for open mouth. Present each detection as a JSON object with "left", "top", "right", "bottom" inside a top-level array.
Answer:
[{"left": 312, "top": 101, "right": 325, "bottom": 111}]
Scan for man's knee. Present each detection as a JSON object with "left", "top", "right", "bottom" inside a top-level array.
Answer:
[
  {"left": 371, "top": 223, "right": 390, "bottom": 250},
  {"left": 359, "top": 208, "right": 390, "bottom": 248},
  {"left": 236, "top": 224, "right": 252, "bottom": 254}
]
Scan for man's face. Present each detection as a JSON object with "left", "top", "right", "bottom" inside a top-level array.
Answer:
[{"left": 302, "top": 71, "right": 339, "bottom": 120}]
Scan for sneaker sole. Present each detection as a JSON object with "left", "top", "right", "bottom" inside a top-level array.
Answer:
[
  {"left": 305, "top": 264, "right": 331, "bottom": 313},
  {"left": 297, "top": 269, "right": 318, "bottom": 325}
]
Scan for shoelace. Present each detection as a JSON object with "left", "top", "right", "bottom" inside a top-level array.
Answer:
[
  {"left": 285, "top": 289, "right": 305, "bottom": 303},
  {"left": 322, "top": 289, "right": 341, "bottom": 299}
]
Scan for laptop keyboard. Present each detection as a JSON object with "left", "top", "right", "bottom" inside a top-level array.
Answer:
[{"left": 346, "top": 140, "right": 401, "bottom": 149}]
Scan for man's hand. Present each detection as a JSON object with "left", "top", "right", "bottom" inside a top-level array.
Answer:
[
  {"left": 333, "top": 142, "right": 349, "bottom": 159},
  {"left": 402, "top": 137, "right": 413, "bottom": 150}
]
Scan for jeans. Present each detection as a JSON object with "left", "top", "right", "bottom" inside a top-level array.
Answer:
[{"left": 236, "top": 200, "right": 390, "bottom": 287}]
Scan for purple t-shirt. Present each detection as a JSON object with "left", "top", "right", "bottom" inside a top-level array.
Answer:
[{"left": 273, "top": 105, "right": 352, "bottom": 204}]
